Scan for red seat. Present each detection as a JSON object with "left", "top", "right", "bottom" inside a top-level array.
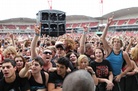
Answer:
[
  {"left": 72, "top": 23, "right": 80, "bottom": 28},
  {"left": 66, "top": 24, "right": 71, "bottom": 28},
  {"left": 4, "top": 25, "right": 16, "bottom": 29},
  {"left": 128, "top": 19, "right": 136, "bottom": 24},
  {"left": 80, "top": 23, "right": 89, "bottom": 27},
  {"left": 117, "top": 20, "right": 128, "bottom": 25},
  {"left": 17, "top": 25, "right": 29, "bottom": 30},
  {"left": 89, "top": 22, "right": 98, "bottom": 27},
  {"left": 0, "top": 25, "right": 3, "bottom": 29},
  {"left": 30, "top": 25, "right": 35, "bottom": 29}
]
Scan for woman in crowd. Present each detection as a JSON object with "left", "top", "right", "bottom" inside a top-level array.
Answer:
[
  {"left": 2, "top": 46, "right": 17, "bottom": 59},
  {"left": 66, "top": 52, "right": 79, "bottom": 70},
  {"left": 90, "top": 48, "right": 114, "bottom": 91},
  {"left": 14, "top": 55, "right": 26, "bottom": 73},
  {"left": 77, "top": 54, "right": 98, "bottom": 85},
  {"left": 19, "top": 56, "right": 49, "bottom": 91}
]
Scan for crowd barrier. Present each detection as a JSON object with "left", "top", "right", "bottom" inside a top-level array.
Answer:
[{"left": 97, "top": 73, "right": 138, "bottom": 91}]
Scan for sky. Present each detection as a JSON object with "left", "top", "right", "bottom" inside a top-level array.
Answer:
[{"left": 0, "top": 0, "right": 138, "bottom": 20}]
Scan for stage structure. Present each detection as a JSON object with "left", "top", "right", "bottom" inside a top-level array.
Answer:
[{"left": 36, "top": 9, "right": 66, "bottom": 37}]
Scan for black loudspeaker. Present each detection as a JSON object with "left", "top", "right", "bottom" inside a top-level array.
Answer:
[{"left": 36, "top": 10, "right": 66, "bottom": 37}]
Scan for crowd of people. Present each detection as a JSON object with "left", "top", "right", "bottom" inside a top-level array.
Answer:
[{"left": 0, "top": 17, "right": 138, "bottom": 91}]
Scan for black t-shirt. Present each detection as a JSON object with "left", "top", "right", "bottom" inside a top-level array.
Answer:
[
  {"left": 0, "top": 74, "right": 30, "bottom": 91},
  {"left": 0, "top": 70, "right": 3, "bottom": 80},
  {"left": 90, "top": 59, "right": 112, "bottom": 78},
  {"left": 48, "top": 71, "right": 69, "bottom": 88},
  {"left": 29, "top": 71, "right": 46, "bottom": 91}
]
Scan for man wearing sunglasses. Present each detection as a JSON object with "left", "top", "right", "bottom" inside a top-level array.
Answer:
[{"left": 31, "top": 25, "right": 53, "bottom": 72}]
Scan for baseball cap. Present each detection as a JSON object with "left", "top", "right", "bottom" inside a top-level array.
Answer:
[{"left": 55, "top": 41, "right": 65, "bottom": 50}]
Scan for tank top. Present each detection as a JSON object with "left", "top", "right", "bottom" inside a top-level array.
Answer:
[
  {"left": 106, "top": 50, "right": 124, "bottom": 76},
  {"left": 29, "top": 71, "right": 46, "bottom": 91}
]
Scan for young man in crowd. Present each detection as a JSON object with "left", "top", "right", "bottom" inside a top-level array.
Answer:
[
  {"left": 48, "top": 57, "right": 70, "bottom": 91},
  {"left": 0, "top": 59, "right": 30, "bottom": 91}
]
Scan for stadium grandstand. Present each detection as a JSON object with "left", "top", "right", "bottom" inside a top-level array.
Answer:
[{"left": 0, "top": 7, "right": 138, "bottom": 36}]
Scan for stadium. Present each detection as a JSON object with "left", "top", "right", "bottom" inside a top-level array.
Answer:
[
  {"left": 0, "top": 6, "right": 138, "bottom": 91},
  {"left": 0, "top": 7, "right": 138, "bottom": 36}
]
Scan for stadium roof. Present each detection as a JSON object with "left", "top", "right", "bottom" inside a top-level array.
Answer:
[
  {"left": 0, "top": 18, "right": 36, "bottom": 23},
  {"left": 0, "top": 7, "right": 138, "bottom": 23},
  {"left": 66, "top": 15, "right": 97, "bottom": 21},
  {"left": 102, "top": 7, "right": 138, "bottom": 19}
]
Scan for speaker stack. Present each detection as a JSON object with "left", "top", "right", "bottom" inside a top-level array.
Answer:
[{"left": 36, "top": 10, "right": 66, "bottom": 37}]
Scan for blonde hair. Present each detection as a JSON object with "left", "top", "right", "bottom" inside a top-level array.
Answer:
[
  {"left": 131, "top": 47, "right": 138, "bottom": 61},
  {"left": 2, "top": 46, "right": 17, "bottom": 56},
  {"left": 112, "top": 36, "right": 123, "bottom": 47},
  {"left": 77, "top": 55, "right": 88, "bottom": 66}
]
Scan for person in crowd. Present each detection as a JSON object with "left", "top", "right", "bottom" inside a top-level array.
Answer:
[
  {"left": 100, "top": 16, "right": 132, "bottom": 82},
  {"left": 62, "top": 38, "right": 76, "bottom": 53},
  {"left": 98, "top": 16, "right": 132, "bottom": 91},
  {"left": 0, "top": 58, "right": 30, "bottom": 91},
  {"left": 90, "top": 48, "right": 114, "bottom": 91},
  {"left": 47, "top": 46, "right": 57, "bottom": 67},
  {"left": 19, "top": 56, "right": 49, "bottom": 91},
  {"left": 14, "top": 55, "right": 26, "bottom": 73},
  {"left": 74, "top": 40, "right": 80, "bottom": 53},
  {"left": 79, "top": 26, "right": 95, "bottom": 63},
  {"left": 77, "top": 54, "right": 98, "bottom": 85},
  {"left": 31, "top": 24, "right": 52, "bottom": 72},
  {"left": 55, "top": 41, "right": 66, "bottom": 58},
  {"left": 2, "top": 46, "right": 17, "bottom": 59},
  {"left": 48, "top": 57, "right": 70, "bottom": 91},
  {"left": 63, "top": 70, "right": 95, "bottom": 91},
  {"left": 66, "top": 51, "right": 79, "bottom": 70}
]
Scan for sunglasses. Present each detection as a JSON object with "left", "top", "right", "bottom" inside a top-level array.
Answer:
[{"left": 43, "top": 51, "right": 52, "bottom": 55}]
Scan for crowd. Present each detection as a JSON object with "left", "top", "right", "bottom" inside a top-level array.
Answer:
[{"left": 0, "top": 17, "right": 138, "bottom": 91}]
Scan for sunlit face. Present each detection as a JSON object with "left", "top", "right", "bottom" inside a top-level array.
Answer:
[
  {"left": 31, "top": 61, "right": 42, "bottom": 74},
  {"left": 56, "top": 63, "right": 67, "bottom": 76},
  {"left": 79, "top": 58, "right": 88, "bottom": 69},
  {"left": 14, "top": 57, "right": 24, "bottom": 69},
  {"left": 70, "top": 53, "right": 77, "bottom": 63},
  {"left": 5, "top": 52, "right": 15, "bottom": 59},
  {"left": 41, "top": 49, "right": 52, "bottom": 64},
  {"left": 2, "top": 62, "right": 16, "bottom": 78},
  {"left": 95, "top": 49, "right": 104, "bottom": 60},
  {"left": 112, "top": 38, "right": 121, "bottom": 49}
]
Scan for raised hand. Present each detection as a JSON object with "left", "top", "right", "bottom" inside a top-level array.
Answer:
[
  {"left": 34, "top": 23, "right": 41, "bottom": 34},
  {"left": 83, "top": 25, "right": 88, "bottom": 32},
  {"left": 107, "top": 16, "right": 114, "bottom": 26}
]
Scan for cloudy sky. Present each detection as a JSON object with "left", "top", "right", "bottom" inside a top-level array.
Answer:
[{"left": 0, "top": 0, "right": 138, "bottom": 20}]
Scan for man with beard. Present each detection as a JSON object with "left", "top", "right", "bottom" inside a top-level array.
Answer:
[
  {"left": 0, "top": 59, "right": 30, "bottom": 91},
  {"left": 48, "top": 57, "right": 70, "bottom": 91}
]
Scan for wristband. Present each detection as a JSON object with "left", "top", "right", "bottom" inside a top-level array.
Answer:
[
  {"left": 92, "top": 71, "right": 95, "bottom": 75},
  {"left": 83, "top": 31, "right": 87, "bottom": 34},
  {"left": 35, "top": 33, "right": 40, "bottom": 36}
]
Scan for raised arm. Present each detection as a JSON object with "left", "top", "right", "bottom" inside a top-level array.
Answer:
[
  {"left": 79, "top": 26, "right": 88, "bottom": 54},
  {"left": 125, "top": 37, "right": 134, "bottom": 52},
  {"left": 19, "top": 61, "right": 32, "bottom": 78},
  {"left": 31, "top": 24, "right": 41, "bottom": 59},
  {"left": 100, "top": 16, "right": 113, "bottom": 56}
]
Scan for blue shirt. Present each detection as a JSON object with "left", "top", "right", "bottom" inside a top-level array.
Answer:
[{"left": 106, "top": 50, "right": 124, "bottom": 76}]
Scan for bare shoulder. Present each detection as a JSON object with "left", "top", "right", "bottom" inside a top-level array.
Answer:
[
  {"left": 123, "top": 51, "right": 129, "bottom": 57},
  {"left": 44, "top": 71, "right": 49, "bottom": 76}
]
